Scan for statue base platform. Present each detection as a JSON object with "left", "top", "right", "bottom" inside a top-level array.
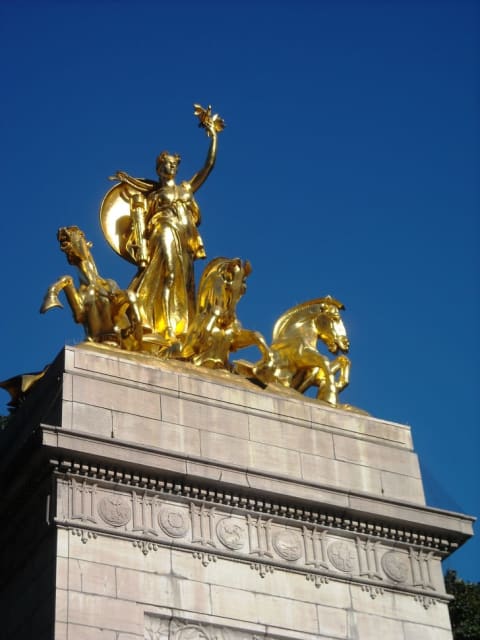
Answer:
[{"left": 0, "top": 344, "right": 473, "bottom": 639}]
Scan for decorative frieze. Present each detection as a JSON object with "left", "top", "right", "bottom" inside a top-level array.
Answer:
[
  {"left": 53, "top": 458, "right": 458, "bottom": 554},
  {"left": 58, "top": 474, "right": 443, "bottom": 599}
]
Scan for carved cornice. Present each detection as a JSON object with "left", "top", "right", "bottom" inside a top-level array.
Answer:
[{"left": 51, "top": 458, "right": 460, "bottom": 556}]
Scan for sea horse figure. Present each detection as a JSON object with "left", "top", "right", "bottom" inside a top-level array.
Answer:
[
  {"left": 251, "top": 296, "right": 351, "bottom": 408},
  {"left": 40, "top": 226, "right": 141, "bottom": 349},
  {"left": 180, "top": 257, "right": 272, "bottom": 369}
]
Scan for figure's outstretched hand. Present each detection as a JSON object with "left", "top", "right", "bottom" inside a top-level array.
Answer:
[{"left": 194, "top": 103, "right": 225, "bottom": 137}]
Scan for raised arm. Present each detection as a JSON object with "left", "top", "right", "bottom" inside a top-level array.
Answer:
[{"left": 189, "top": 104, "right": 225, "bottom": 193}]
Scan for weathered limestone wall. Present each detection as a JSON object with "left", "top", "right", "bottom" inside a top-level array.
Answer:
[
  {"left": 59, "top": 344, "right": 425, "bottom": 505},
  {"left": 0, "top": 344, "right": 474, "bottom": 640},
  {"left": 55, "top": 530, "right": 454, "bottom": 640}
]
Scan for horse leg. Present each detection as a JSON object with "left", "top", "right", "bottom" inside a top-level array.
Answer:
[
  {"left": 62, "top": 282, "right": 86, "bottom": 324},
  {"left": 294, "top": 349, "right": 338, "bottom": 406},
  {"left": 330, "top": 355, "right": 350, "bottom": 392},
  {"left": 40, "top": 276, "right": 85, "bottom": 324},
  {"left": 81, "top": 285, "right": 120, "bottom": 343}
]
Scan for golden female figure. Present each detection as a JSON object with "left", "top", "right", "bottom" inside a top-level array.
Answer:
[{"left": 100, "top": 105, "right": 224, "bottom": 346}]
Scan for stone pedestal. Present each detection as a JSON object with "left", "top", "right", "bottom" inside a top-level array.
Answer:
[{"left": 0, "top": 344, "right": 473, "bottom": 639}]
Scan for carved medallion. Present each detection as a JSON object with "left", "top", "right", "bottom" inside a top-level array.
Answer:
[
  {"left": 216, "top": 517, "right": 246, "bottom": 550},
  {"left": 327, "top": 541, "right": 356, "bottom": 572},
  {"left": 158, "top": 506, "right": 189, "bottom": 538},
  {"left": 97, "top": 495, "right": 131, "bottom": 527},
  {"left": 273, "top": 530, "right": 302, "bottom": 561},
  {"left": 382, "top": 551, "right": 410, "bottom": 583}
]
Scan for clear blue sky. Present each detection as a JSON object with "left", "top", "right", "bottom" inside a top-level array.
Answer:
[{"left": 1, "top": 1, "right": 478, "bottom": 581}]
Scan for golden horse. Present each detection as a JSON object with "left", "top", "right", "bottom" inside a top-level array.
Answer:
[
  {"left": 180, "top": 257, "right": 272, "bottom": 369},
  {"left": 40, "top": 226, "right": 141, "bottom": 349},
  {"left": 251, "top": 296, "right": 351, "bottom": 408}
]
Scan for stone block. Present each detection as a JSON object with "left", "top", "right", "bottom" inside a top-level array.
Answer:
[
  {"left": 175, "top": 575, "right": 213, "bottom": 615},
  {"left": 249, "top": 415, "right": 334, "bottom": 458},
  {"left": 54, "top": 622, "right": 67, "bottom": 640},
  {"left": 353, "top": 611, "right": 404, "bottom": 638},
  {"left": 56, "top": 587, "right": 68, "bottom": 623},
  {"left": 332, "top": 434, "right": 421, "bottom": 477},
  {"left": 161, "top": 394, "right": 250, "bottom": 439},
  {"left": 255, "top": 592, "right": 319, "bottom": 634},
  {"left": 61, "top": 399, "right": 73, "bottom": 429},
  {"left": 350, "top": 586, "right": 450, "bottom": 628},
  {"left": 56, "top": 556, "right": 69, "bottom": 591},
  {"left": 311, "top": 405, "right": 413, "bottom": 448},
  {"left": 71, "top": 347, "right": 179, "bottom": 393},
  {"left": 67, "top": 532, "right": 172, "bottom": 574},
  {"left": 200, "top": 431, "right": 250, "bottom": 467},
  {"left": 66, "top": 623, "right": 117, "bottom": 639},
  {"left": 210, "top": 584, "right": 257, "bottom": 621},
  {"left": 301, "top": 451, "right": 383, "bottom": 496},
  {"left": 316, "top": 603, "right": 348, "bottom": 638},
  {"left": 248, "top": 440, "right": 302, "bottom": 477},
  {"left": 70, "top": 402, "right": 113, "bottom": 438},
  {"left": 112, "top": 411, "right": 201, "bottom": 455},
  {"left": 63, "top": 372, "right": 73, "bottom": 401},
  {"left": 403, "top": 623, "right": 453, "bottom": 639},
  {"left": 69, "top": 559, "right": 117, "bottom": 597},
  {"left": 380, "top": 470, "right": 425, "bottom": 505},
  {"left": 116, "top": 567, "right": 212, "bottom": 614},
  {"left": 57, "top": 528, "right": 70, "bottom": 557},
  {"left": 71, "top": 375, "right": 161, "bottom": 420},
  {"left": 116, "top": 568, "right": 174, "bottom": 604},
  {"left": 67, "top": 592, "right": 143, "bottom": 635},
  {"left": 178, "top": 373, "right": 276, "bottom": 413},
  {"left": 271, "top": 396, "right": 313, "bottom": 423}
]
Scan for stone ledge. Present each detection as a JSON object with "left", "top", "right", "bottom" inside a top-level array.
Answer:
[
  {"left": 42, "top": 425, "right": 474, "bottom": 550},
  {"left": 64, "top": 344, "right": 414, "bottom": 448}
]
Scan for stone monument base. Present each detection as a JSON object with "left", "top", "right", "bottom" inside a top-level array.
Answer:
[{"left": 0, "top": 344, "right": 473, "bottom": 639}]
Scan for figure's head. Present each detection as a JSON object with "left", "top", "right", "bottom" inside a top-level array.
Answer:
[{"left": 156, "top": 151, "right": 181, "bottom": 179}]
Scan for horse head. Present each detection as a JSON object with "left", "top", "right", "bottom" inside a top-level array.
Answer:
[
  {"left": 196, "top": 257, "right": 251, "bottom": 324},
  {"left": 315, "top": 296, "right": 350, "bottom": 354},
  {"left": 57, "top": 226, "right": 93, "bottom": 267}
]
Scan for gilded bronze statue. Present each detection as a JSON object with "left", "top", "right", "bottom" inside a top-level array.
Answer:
[
  {"left": 100, "top": 105, "right": 224, "bottom": 347},
  {"left": 23, "top": 104, "right": 363, "bottom": 413}
]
